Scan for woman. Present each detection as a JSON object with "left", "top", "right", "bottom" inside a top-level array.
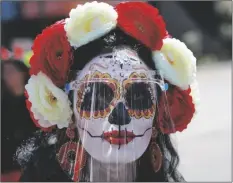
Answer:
[
  {"left": 1, "top": 60, "right": 37, "bottom": 181},
  {"left": 16, "top": 1, "right": 198, "bottom": 182}
]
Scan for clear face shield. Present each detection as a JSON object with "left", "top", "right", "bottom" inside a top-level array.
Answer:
[{"left": 57, "top": 48, "right": 173, "bottom": 182}]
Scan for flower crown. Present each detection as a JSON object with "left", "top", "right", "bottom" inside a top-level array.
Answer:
[{"left": 25, "top": 1, "right": 199, "bottom": 134}]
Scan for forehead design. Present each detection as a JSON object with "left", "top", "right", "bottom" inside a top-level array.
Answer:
[{"left": 76, "top": 47, "right": 152, "bottom": 81}]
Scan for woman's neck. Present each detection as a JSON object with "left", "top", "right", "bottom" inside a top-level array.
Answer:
[{"left": 87, "top": 156, "right": 137, "bottom": 182}]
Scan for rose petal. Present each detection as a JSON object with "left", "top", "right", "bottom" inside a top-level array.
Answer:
[
  {"left": 158, "top": 85, "right": 195, "bottom": 134},
  {"left": 153, "top": 38, "right": 196, "bottom": 90},
  {"left": 116, "top": 2, "right": 166, "bottom": 50},
  {"left": 64, "top": 1, "right": 117, "bottom": 48},
  {"left": 29, "top": 20, "right": 73, "bottom": 87},
  {"left": 25, "top": 72, "right": 73, "bottom": 130}
]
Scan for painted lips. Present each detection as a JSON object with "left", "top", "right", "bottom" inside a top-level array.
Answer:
[{"left": 103, "top": 130, "right": 135, "bottom": 145}]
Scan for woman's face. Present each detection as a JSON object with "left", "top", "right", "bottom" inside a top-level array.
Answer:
[
  {"left": 73, "top": 47, "right": 159, "bottom": 163},
  {"left": 3, "top": 63, "right": 25, "bottom": 94}
]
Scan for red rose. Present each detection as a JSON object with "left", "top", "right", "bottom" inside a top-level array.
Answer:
[
  {"left": 115, "top": 2, "right": 167, "bottom": 50},
  {"left": 24, "top": 90, "right": 54, "bottom": 132},
  {"left": 157, "top": 85, "right": 195, "bottom": 134},
  {"left": 30, "top": 20, "right": 73, "bottom": 87}
]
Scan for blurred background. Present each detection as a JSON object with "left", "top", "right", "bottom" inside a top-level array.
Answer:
[{"left": 1, "top": 1, "right": 232, "bottom": 182}]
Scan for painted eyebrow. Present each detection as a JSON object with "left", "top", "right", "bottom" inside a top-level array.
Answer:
[
  {"left": 89, "top": 63, "right": 108, "bottom": 70},
  {"left": 102, "top": 52, "right": 139, "bottom": 60}
]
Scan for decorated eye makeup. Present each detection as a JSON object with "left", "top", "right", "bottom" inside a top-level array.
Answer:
[
  {"left": 80, "top": 82, "right": 114, "bottom": 112},
  {"left": 125, "top": 83, "right": 155, "bottom": 119},
  {"left": 76, "top": 71, "right": 120, "bottom": 119},
  {"left": 123, "top": 72, "right": 156, "bottom": 119},
  {"left": 76, "top": 71, "right": 157, "bottom": 120},
  {"left": 125, "top": 83, "right": 153, "bottom": 109}
]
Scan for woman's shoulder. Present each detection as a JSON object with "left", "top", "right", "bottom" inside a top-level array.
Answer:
[{"left": 15, "top": 130, "right": 71, "bottom": 182}]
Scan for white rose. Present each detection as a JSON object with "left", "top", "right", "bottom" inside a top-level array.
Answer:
[
  {"left": 26, "top": 72, "right": 72, "bottom": 129},
  {"left": 64, "top": 1, "right": 118, "bottom": 48},
  {"left": 153, "top": 38, "right": 196, "bottom": 90}
]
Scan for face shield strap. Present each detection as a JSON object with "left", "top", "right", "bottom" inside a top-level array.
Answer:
[
  {"left": 65, "top": 78, "right": 169, "bottom": 94},
  {"left": 64, "top": 51, "right": 168, "bottom": 94}
]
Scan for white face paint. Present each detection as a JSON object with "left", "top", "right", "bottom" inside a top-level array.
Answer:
[{"left": 73, "top": 47, "right": 158, "bottom": 163}]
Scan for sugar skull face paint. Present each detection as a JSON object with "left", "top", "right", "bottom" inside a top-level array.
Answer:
[{"left": 73, "top": 47, "right": 162, "bottom": 163}]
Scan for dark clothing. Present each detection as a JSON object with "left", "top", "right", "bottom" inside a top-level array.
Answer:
[
  {"left": 16, "top": 131, "right": 72, "bottom": 182},
  {"left": 19, "top": 142, "right": 71, "bottom": 182},
  {"left": 1, "top": 93, "right": 37, "bottom": 173},
  {"left": 16, "top": 131, "right": 185, "bottom": 182}
]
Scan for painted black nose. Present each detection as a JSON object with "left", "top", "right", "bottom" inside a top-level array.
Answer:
[{"left": 108, "top": 102, "right": 131, "bottom": 126}]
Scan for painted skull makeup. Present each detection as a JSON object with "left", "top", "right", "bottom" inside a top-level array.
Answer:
[{"left": 72, "top": 47, "right": 165, "bottom": 163}]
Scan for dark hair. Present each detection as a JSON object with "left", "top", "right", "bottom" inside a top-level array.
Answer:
[
  {"left": 70, "top": 28, "right": 184, "bottom": 182},
  {"left": 71, "top": 27, "right": 156, "bottom": 71}
]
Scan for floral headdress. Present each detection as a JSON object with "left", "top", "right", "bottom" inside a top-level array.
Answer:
[{"left": 25, "top": 1, "right": 199, "bottom": 134}]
